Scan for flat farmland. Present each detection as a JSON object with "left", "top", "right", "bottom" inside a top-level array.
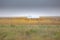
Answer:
[
  {"left": 0, "top": 17, "right": 60, "bottom": 25},
  {"left": 0, "top": 17, "right": 60, "bottom": 40}
]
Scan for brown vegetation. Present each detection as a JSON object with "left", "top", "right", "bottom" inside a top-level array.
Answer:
[{"left": 0, "top": 16, "right": 60, "bottom": 25}]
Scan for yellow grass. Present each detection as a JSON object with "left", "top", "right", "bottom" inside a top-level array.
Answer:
[{"left": 0, "top": 17, "right": 60, "bottom": 25}]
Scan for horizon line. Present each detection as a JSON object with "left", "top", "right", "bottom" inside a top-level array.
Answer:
[{"left": 0, "top": 16, "right": 60, "bottom": 18}]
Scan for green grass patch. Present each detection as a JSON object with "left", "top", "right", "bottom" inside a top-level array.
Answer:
[{"left": 0, "top": 25, "right": 60, "bottom": 40}]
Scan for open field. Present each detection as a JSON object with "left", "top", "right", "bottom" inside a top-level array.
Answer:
[
  {"left": 0, "top": 25, "right": 60, "bottom": 40},
  {"left": 0, "top": 17, "right": 60, "bottom": 25},
  {"left": 0, "top": 17, "right": 60, "bottom": 40}
]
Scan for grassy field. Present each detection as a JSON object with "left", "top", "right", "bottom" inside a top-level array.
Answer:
[
  {"left": 0, "top": 25, "right": 60, "bottom": 40},
  {"left": 0, "top": 17, "right": 60, "bottom": 25}
]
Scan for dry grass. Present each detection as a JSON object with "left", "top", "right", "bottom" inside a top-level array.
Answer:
[{"left": 0, "top": 17, "right": 60, "bottom": 25}]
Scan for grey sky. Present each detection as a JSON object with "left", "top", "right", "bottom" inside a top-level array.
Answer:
[
  {"left": 0, "top": 0, "right": 60, "bottom": 6},
  {"left": 0, "top": 0, "right": 60, "bottom": 18}
]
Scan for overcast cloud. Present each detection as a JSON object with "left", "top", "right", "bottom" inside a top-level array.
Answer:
[{"left": 0, "top": 0, "right": 60, "bottom": 18}]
